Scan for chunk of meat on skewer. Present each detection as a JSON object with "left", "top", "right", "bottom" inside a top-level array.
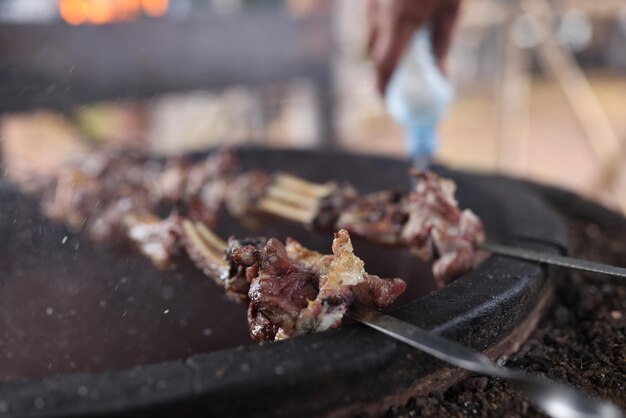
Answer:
[
  {"left": 224, "top": 236, "right": 268, "bottom": 303},
  {"left": 28, "top": 148, "right": 240, "bottom": 246},
  {"left": 293, "top": 229, "right": 366, "bottom": 337},
  {"left": 185, "top": 148, "right": 238, "bottom": 197},
  {"left": 88, "top": 195, "right": 152, "bottom": 245},
  {"left": 150, "top": 149, "right": 239, "bottom": 228},
  {"left": 183, "top": 180, "right": 226, "bottom": 228},
  {"left": 34, "top": 149, "right": 159, "bottom": 238},
  {"left": 244, "top": 229, "right": 406, "bottom": 342},
  {"left": 402, "top": 171, "right": 485, "bottom": 286},
  {"left": 178, "top": 226, "right": 403, "bottom": 342},
  {"left": 352, "top": 274, "right": 407, "bottom": 308},
  {"left": 336, "top": 189, "right": 409, "bottom": 245},
  {"left": 312, "top": 183, "right": 359, "bottom": 230},
  {"left": 152, "top": 157, "right": 190, "bottom": 204},
  {"left": 224, "top": 171, "right": 271, "bottom": 219},
  {"left": 125, "top": 213, "right": 181, "bottom": 270},
  {"left": 41, "top": 169, "right": 103, "bottom": 231},
  {"left": 430, "top": 209, "right": 484, "bottom": 286},
  {"left": 247, "top": 238, "right": 319, "bottom": 341},
  {"left": 285, "top": 237, "right": 407, "bottom": 308}
]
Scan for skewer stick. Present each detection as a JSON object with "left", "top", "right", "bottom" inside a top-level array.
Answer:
[
  {"left": 266, "top": 184, "right": 318, "bottom": 209},
  {"left": 181, "top": 219, "right": 226, "bottom": 263},
  {"left": 274, "top": 173, "right": 334, "bottom": 198},
  {"left": 195, "top": 222, "right": 228, "bottom": 252},
  {"left": 256, "top": 198, "right": 314, "bottom": 225},
  {"left": 255, "top": 174, "right": 324, "bottom": 225}
]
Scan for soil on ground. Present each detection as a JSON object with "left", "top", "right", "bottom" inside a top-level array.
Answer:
[{"left": 389, "top": 190, "right": 626, "bottom": 417}]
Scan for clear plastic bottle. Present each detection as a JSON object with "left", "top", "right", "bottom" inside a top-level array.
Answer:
[{"left": 384, "top": 27, "right": 453, "bottom": 171}]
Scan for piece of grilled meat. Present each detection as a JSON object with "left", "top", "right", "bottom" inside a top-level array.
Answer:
[
  {"left": 239, "top": 229, "right": 406, "bottom": 342},
  {"left": 401, "top": 171, "right": 485, "bottom": 286}
]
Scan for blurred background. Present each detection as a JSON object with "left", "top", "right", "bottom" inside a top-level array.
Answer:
[{"left": 1, "top": 0, "right": 625, "bottom": 211}]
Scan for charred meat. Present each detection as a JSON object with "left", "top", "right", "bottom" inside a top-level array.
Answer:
[
  {"left": 223, "top": 236, "right": 268, "bottom": 303},
  {"left": 24, "top": 148, "right": 240, "bottom": 250},
  {"left": 336, "top": 188, "right": 408, "bottom": 245},
  {"left": 255, "top": 170, "right": 485, "bottom": 285},
  {"left": 224, "top": 171, "right": 271, "bottom": 219},
  {"left": 241, "top": 229, "right": 406, "bottom": 342},
  {"left": 15, "top": 145, "right": 486, "bottom": 343},
  {"left": 401, "top": 171, "right": 485, "bottom": 286},
  {"left": 125, "top": 213, "right": 181, "bottom": 270}
]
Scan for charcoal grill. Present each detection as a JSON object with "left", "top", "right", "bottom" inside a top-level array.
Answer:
[{"left": 0, "top": 148, "right": 566, "bottom": 417}]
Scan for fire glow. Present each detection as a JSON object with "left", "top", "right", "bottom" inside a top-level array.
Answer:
[{"left": 59, "top": 0, "right": 168, "bottom": 25}]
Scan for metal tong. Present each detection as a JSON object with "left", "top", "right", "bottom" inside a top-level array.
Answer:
[{"left": 348, "top": 305, "right": 624, "bottom": 418}]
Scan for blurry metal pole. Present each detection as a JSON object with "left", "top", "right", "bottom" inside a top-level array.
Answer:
[
  {"left": 498, "top": 4, "right": 531, "bottom": 176},
  {"left": 521, "top": 0, "right": 624, "bottom": 208}
]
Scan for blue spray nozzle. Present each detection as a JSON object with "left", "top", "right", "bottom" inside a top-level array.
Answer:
[{"left": 406, "top": 124, "right": 437, "bottom": 171}]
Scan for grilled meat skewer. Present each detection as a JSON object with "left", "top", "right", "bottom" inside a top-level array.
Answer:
[
  {"left": 176, "top": 223, "right": 406, "bottom": 342},
  {"left": 18, "top": 148, "right": 238, "bottom": 246},
  {"left": 120, "top": 210, "right": 407, "bottom": 342},
  {"left": 254, "top": 171, "right": 485, "bottom": 287},
  {"left": 15, "top": 146, "right": 484, "bottom": 288}
]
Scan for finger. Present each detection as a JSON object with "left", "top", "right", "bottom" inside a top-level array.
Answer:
[
  {"left": 432, "top": 0, "right": 461, "bottom": 74},
  {"left": 373, "top": 20, "right": 417, "bottom": 93},
  {"left": 366, "top": 22, "right": 378, "bottom": 56},
  {"left": 365, "top": 0, "right": 379, "bottom": 55}
]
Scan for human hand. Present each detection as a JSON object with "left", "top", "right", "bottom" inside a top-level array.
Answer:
[{"left": 366, "top": 0, "right": 462, "bottom": 93}]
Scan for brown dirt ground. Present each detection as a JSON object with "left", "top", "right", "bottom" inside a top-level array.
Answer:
[{"left": 388, "top": 191, "right": 626, "bottom": 418}]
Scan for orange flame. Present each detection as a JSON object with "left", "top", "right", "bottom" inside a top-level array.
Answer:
[{"left": 59, "top": 0, "right": 168, "bottom": 25}]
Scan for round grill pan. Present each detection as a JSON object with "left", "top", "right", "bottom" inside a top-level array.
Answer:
[{"left": 0, "top": 148, "right": 566, "bottom": 417}]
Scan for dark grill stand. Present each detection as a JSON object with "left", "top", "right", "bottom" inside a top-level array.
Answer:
[{"left": 0, "top": 149, "right": 566, "bottom": 417}]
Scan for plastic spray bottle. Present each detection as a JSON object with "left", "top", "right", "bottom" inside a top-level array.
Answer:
[{"left": 384, "top": 27, "right": 453, "bottom": 171}]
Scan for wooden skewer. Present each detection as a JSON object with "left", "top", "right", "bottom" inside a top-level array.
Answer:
[
  {"left": 266, "top": 184, "right": 318, "bottom": 210},
  {"left": 273, "top": 173, "right": 335, "bottom": 198},
  {"left": 181, "top": 219, "right": 226, "bottom": 263},
  {"left": 256, "top": 198, "right": 314, "bottom": 225},
  {"left": 195, "top": 221, "right": 228, "bottom": 252},
  {"left": 254, "top": 173, "right": 332, "bottom": 225}
]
